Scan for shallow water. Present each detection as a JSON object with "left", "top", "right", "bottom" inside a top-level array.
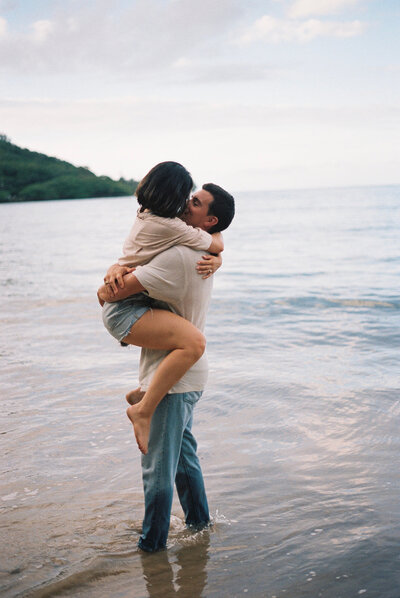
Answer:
[{"left": 1, "top": 187, "right": 399, "bottom": 597}]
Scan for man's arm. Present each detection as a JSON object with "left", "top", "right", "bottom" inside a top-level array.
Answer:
[
  {"left": 98, "top": 273, "right": 146, "bottom": 306},
  {"left": 99, "top": 246, "right": 190, "bottom": 307}
]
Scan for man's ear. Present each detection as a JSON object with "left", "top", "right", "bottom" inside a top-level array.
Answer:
[{"left": 205, "top": 215, "right": 218, "bottom": 230}]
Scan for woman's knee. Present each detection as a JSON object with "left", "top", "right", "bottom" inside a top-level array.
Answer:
[{"left": 190, "top": 331, "right": 206, "bottom": 360}]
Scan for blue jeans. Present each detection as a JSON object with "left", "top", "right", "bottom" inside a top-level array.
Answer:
[{"left": 138, "top": 391, "right": 210, "bottom": 552}]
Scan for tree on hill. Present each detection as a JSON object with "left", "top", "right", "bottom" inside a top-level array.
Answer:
[{"left": 0, "top": 135, "right": 138, "bottom": 202}]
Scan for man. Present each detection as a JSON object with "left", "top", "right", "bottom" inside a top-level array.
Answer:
[{"left": 98, "top": 183, "right": 235, "bottom": 552}]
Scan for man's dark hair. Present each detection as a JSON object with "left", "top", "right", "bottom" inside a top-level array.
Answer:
[
  {"left": 203, "top": 183, "right": 235, "bottom": 233},
  {"left": 136, "top": 161, "right": 193, "bottom": 218}
]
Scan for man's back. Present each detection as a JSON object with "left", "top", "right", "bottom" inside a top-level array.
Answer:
[{"left": 134, "top": 245, "right": 213, "bottom": 393}]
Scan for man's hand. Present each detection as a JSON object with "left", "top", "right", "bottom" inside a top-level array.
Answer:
[{"left": 104, "top": 263, "right": 135, "bottom": 294}]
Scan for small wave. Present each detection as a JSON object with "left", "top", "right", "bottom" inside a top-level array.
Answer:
[
  {"left": 165, "top": 510, "right": 237, "bottom": 549},
  {"left": 211, "top": 509, "right": 238, "bottom": 526},
  {"left": 168, "top": 514, "right": 187, "bottom": 533},
  {"left": 273, "top": 296, "right": 398, "bottom": 310},
  {"left": 24, "top": 556, "right": 131, "bottom": 598},
  {"left": 329, "top": 298, "right": 397, "bottom": 309}
]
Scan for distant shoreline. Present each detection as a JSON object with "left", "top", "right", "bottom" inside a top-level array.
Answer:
[{"left": 0, "top": 135, "right": 138, "bottom": 203}]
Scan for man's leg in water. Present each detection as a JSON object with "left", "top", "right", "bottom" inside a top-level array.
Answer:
[
  {"left": 139, "top": 391, "right": 209, "bottom": 552},
  {"left": 175, "top": 409, "right": 210, "bottom": 528}
]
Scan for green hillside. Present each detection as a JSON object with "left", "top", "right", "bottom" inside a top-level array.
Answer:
[{"left": 0, "top": 135, "right": 138, "bottom": 202}]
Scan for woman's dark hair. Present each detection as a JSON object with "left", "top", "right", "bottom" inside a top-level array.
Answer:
[{"left": 135, "top": 161, "right": 193, "bottom": 218}]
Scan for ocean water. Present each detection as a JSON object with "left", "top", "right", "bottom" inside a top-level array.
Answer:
[{"left": 0, "top": 186, "right": 399, "bottom": 598}]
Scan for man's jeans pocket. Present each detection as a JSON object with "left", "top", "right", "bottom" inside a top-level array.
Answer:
[{"left": 182, "top": 391, "right": 203, "bottom": 406}]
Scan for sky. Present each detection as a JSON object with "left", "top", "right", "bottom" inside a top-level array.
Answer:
[{"left": 0, "top": 0, "right": 399, "bottom": 191}]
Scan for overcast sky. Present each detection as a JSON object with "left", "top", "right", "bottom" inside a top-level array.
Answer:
[{"left": 1, "top": 0, "right": 399, "bottom": 191}]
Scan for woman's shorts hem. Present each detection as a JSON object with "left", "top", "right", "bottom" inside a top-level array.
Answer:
[{"left": 102, "top": 296, "right": 153, "bottom": 343}]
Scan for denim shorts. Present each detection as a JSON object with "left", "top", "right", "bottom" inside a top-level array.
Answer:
[{"left": 102, "top": 293, "right": 154, "bottom": 343}]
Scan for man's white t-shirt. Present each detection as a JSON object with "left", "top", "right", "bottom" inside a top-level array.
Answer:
[{"left": 134, "top": 245, "right": 213, "bottom": 393}]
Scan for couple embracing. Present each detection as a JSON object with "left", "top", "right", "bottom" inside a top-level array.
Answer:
[{"left": 97, "top": 161, "right": 235, "bottom": 552}]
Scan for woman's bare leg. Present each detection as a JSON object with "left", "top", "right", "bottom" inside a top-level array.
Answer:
[{"left": 122, "top": 309, "right": 205, "bottom": 454}]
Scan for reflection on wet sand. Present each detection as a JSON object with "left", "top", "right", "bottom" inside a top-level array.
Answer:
[{"left": 141, "top": 534, "right": 210, "bottom": 597}]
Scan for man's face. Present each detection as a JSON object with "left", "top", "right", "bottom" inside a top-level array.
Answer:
[{"left": 182, "top": 188, "right": 216, "bottom": 231}]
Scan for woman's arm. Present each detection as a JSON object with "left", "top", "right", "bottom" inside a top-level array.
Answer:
[
  {"left": 196, "top": 253, "right": 223, "bottom": 279},
  {"left": 207, "top": 232, "right": 224, "bottom": 254},
  {"left": 104, "top": 263, "right": 135, "bottom": 294},
  {"left": 98, "top": 272, "right": 146, "bottom": 304}
]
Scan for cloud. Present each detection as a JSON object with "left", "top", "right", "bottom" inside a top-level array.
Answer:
[
  {"left": 0, "top": 0, "right": 243, "bottom": 75},
  {"left": 0, "top": 16, "right": 7, "bottom": 37},
  {"left": 288, "top": 0, "right": 362, "bottom": 18},
  {"left": 173, "top": 57, "right": 192, "bottom": 69},
  {"left": 382, "top": 64, "right": 400, "bottom": 73},
  {"left": 171, "top": 59, "right": 284, "bottom": 83},
  {"left": 30, "top": 20, "right": 54, "bottom": 43},
  {"left": 239, "top": 15, "right": 366, "bottom": 43},
  {"left": 2, "top": 97, "right": 398, "bottom": 137}
]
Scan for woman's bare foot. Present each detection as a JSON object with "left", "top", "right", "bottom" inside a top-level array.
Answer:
[
  {"left": 126, "top": 404, "right": 151, "bottom": 455},
  {"left": 126, "top": 387, "right": 145, "bottom": 406}
]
